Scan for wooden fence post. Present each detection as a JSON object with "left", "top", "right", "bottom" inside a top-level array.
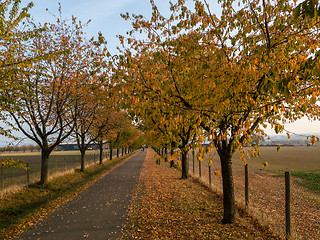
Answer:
[
  {"left": 285, "top": 171, "right": 291, "bottom": 239},
  {"left": 245, "top": 164, "right": 249, "bottom": 207}
]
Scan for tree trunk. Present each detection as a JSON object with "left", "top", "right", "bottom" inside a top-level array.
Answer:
[
  {"left": 193, "top": 150, "right": 195, "bottom": 175},
  {"left": 164, "top": 147, "right": 168, "bottom": 162},
  {"left": 181, "top": 150, "right": 188, "bottom": 179},
  {"left": 110, "top": 147, "right": 113, "bottom": 160},
  {"left": 125, "top": 148, "right": 127, "bottom": 154},
  {"left": 219, "top": 152, "right": 236, "bottom": 224},
  {"left": 99, "top": 143, "right": 103, "bottom": 164},
  {"left": 80, "top": 148, "right": 86, "bottom": 171},
  {"left": 117, "top": 148, "right": 119, "bottom": 158},
  {"left": 170, "top": 149, "right": 174, "bottom": 168},
  {"left": 40, "top": 149, "right": 50, "bottom": 185}
]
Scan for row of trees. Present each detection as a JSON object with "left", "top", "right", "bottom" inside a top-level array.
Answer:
[
  {"left": 0, "top": 1, "right": 144, "bottom": 185},
  {"left": 117, "top": 0, "right": 320, "bottom": 224},
  {"left": 0, "top": 144, "right": 40, "bottom": 153}
]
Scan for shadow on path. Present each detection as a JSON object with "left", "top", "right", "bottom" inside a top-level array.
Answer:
[{"left": 16, "top": 150, "right": 147, "bottom": 240}]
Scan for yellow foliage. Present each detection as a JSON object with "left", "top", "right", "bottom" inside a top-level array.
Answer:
[{"left": 0, "top": 158, "right": 28, "bottom": 170}]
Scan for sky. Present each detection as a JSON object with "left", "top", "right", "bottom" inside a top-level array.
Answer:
[
  {"left": 21, "top": 0, "right": 176, "bottom": 55},
  {"left": 2, "top": 0, "right": 320, "bottom": 146}
]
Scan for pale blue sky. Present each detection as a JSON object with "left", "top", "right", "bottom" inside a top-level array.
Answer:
[{"left": 21, "top": 0, "right": 179, "bottom": 55}]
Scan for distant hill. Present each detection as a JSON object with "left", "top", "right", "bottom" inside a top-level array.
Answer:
[{"left": 261, "top": 133, "right": 320, "bottom": 146}]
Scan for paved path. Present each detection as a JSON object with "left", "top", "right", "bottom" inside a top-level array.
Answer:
[{"left": 16, "top": 151, "right": 147, "bottom": 240}]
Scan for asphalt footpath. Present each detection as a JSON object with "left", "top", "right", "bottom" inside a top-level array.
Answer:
[{"left": 15, "top": 150, "right": 147, "bottom": 240}]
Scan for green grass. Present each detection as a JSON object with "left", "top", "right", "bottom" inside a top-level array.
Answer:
[
  {"left": 268, "top": 169, "right": 320, "bottom": 194},
  {"left": 0, "top": 151, "right": 136, "bottom": 239},
  {"left": 291, "top": 170, "right": 320, "bottom": 194}
]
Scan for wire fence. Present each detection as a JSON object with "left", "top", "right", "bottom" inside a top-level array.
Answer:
[
  {"left": 181, "top": 147, "right": 320, "bottom": 240},
  {"left": 0, "top": 149, "right": 120, "bottom": 191}
]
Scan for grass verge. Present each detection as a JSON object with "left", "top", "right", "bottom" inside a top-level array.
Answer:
[
  {"left": 291, "top": 170, "right": 320, "bottom": 193},
  {"left": 0, "top": 151, "right": 137, "bottom": 240}
]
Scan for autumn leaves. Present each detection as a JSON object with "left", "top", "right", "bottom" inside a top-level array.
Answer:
[{"left": 117, "top": 0, "right": 320, "bottom": 223}]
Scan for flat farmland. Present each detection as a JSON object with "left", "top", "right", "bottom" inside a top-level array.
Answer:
[
  {"left": 188, "top": 146, "right": 320, "bottom": 240},
  {"left": 0, "top": 150, "right": 112, "bottom": 189},
  {"left": 233, "top": 146, "right": 320, "bottom": 171}
]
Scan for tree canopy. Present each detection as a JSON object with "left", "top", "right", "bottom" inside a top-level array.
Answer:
[{"left": 118, "top": 0, "right": 320, "bottom": 223}]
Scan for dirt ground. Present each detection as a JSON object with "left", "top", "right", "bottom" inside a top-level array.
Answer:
[{"left": 187, "top": 146, "right": 320, "bottom": 240}]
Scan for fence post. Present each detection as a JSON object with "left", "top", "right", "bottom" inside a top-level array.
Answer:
[
  {"left": 1, "top": 166, "right": 4, "bottom": 190},
  {"left": 245, "top": 164, "right": 249, "bottom": 207},
  {"left": 26, "top": 163, "right": 30, "bottom": 185},
  {"left": 285, "top": 171, "right": 291, "bottom": 239}
]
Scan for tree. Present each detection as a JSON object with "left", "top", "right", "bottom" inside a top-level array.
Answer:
[
  {"left": 70, "top": 37, "right": 110, "bottom": 171},
  {"left": 2, "top": 12, "right": 96, "bottom": 185},
  {"left": 111, "top": 115, "right": 138, "bottom": 154},
  {"left": 0, "top": 0, "right": 40, "bottom": 138},
  {"left": 117, "top": 1, "right": 205, "bottom": 179},
  {"left": 119, "top": 0, "right": 320, "bottom": 223},
  {"left": 133, "top": 98, "right": 198, "bottom": 178}
]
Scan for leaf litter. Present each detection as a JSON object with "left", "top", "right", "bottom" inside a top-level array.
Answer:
[{"left": 122, "top": 150, "right": 280, "bottom": 239}]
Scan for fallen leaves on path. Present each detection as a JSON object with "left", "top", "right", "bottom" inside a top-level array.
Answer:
[{"left": 122, "top": 150, "right": 280, "bottom": 239}]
